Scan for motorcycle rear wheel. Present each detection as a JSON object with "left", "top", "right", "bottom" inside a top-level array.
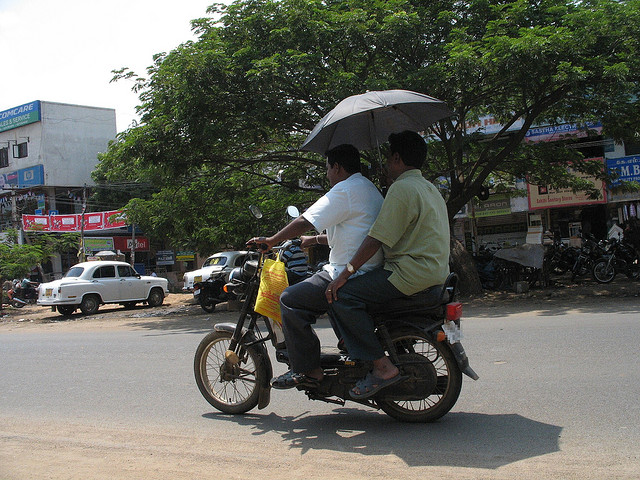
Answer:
[
  {"left": 377, "top": 329, "right": 462, "bottom": 423},
  {"left": 199, "top": 293, "right": 218, "bottom": 313},
  {"left": 194, "top": 330, "right": 261, "bottom": 414},
  {"left": 592, "top": 260, "right": 616, "bottom": 284}
]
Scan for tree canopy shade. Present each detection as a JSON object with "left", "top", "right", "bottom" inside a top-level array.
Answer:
[{"left": 95, "top": 0, "right": 640, "bottom": 252}]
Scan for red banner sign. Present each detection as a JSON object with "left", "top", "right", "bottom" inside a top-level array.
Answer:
[
  {"left": 22, "top": 210, "right": 127, "bottom": 232},
  {"left": 113, "top": 236, "right": 149, "bottom": 252}
]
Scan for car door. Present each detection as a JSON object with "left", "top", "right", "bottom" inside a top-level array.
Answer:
[
  {"left": 117, "top": 265, "right": 147, "bottom": 300},
  {"left": 91, "top": 265, "right": 119, "bottom": 302}
]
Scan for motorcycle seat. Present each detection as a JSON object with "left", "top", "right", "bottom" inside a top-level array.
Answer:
[{"left": 368, "top": 283, "right": 446, "bottom": 317}]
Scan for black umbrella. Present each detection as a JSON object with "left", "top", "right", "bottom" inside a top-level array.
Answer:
[{"left": 300, "top": 89, "right": 453, "bottom": 154}]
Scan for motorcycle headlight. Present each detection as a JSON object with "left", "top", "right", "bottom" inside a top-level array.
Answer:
[
  {"left": 228, "top": 267, "right": 244, "bottom": 283},
  {"left": 241, "top": 259, "right": 259, "bottom": 279}
]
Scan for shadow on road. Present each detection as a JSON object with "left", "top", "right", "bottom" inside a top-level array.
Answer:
[{"left": 203, "top": 409, "right": 561, "bottom": 469}]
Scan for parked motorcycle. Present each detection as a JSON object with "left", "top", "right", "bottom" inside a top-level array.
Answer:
[
  {"left": 193, "top": 272, "right": 231, "bottom": 313},
  {"left": 570, "top": 233, "right": 607, "bottom": 282},
  {"left": 544, "top": 239, "right": 579, "bottom": 276},
  {"left": 592, "top": 237, "right": 640, "bottom": 284},
  {"left": 5, "top": 280, "right": 39, "bottom": 308},
  {"left": 193, "top": 242, "right": 478, "bottom": 422}
]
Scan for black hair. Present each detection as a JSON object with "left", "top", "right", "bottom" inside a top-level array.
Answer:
[
  {"left": 388, "top": 130, "right": 427, "bottom": 168},
  {"left": 325, "top": 144, "right": 361, "bottom": 174}
]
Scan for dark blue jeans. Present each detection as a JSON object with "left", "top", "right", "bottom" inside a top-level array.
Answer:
[
  {"left": 330, "top": 267, "right": 404, "bottom": 361},
  {"left": 279, "top": 271, "right": 333, "bottom": 373}
]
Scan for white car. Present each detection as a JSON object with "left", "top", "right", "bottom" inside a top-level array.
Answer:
[
  {"left": 37, "top": 261, "right": 169, "bottom": 316},
  {"left": 182, "top": 251, "right": 256, "bottom": 291}
]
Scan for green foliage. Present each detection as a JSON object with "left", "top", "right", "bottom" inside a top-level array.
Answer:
[
  {"left": 0, "top": 231, "right": 79, "bottom": 280},
  {"left": 95, "top": 0, "right": 640, "bottom": 247}
]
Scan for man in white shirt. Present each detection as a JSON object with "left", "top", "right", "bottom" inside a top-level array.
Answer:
[{"left": 248, "top": 144, "right": 383, "bottom": 389}]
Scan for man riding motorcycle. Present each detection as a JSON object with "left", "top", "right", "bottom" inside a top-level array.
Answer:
[{"left": 247, "top": 143, "right": 384, "bottom": 389}]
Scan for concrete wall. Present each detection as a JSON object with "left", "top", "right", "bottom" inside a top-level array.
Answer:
[{"left": 40, "top": 101, "right": 116, "bottom": 187}]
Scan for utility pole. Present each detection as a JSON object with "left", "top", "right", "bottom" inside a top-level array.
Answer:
[
  {"left": 130, "top": 223, "right": 136, "bottom": 267},
  {"left": 79, "top": 184, "right": 86, "bottom": 262}
]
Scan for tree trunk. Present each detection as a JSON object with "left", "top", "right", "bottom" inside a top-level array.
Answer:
[{"left": 450, "top": 236, "right": 483, "bottom": 296}]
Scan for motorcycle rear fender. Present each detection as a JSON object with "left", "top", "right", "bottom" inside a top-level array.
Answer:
[{"left": 214, "top": 322, "right": 273, "bottom": 409}]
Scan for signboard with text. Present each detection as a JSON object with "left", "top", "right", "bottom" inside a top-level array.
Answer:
[
  {"left": 0, "top": 101, "right": 41, "bottom": 133},
  {"left": 156, "top": 250, "right": 175, "bottom": 266},
  {"left": 527, "top": 158, "right": 607, "bottom": 210},
  {"left": 113, "top": 236, "right": 149, "bottom": 252}
]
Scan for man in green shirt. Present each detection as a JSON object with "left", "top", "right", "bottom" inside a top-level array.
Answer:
[{"left": 326, "top": 130, "right": 450, "bottom": 399}]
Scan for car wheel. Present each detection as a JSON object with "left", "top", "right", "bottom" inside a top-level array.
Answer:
[
  {"left": 80, "top": 294, "right": 100, "bottom": 315},
  {"left": 57, "top": 305, "right": 76, "bottom": 316},
  {"left": 147, "top": 288, "right": 164, "bottom": 307}
]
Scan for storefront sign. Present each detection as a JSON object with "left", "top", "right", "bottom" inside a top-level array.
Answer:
[
  {"left": 0, "top": 165, "right": 45, "bottom": 190},
  {"left": 606, "top": 155, "right": 640, "bottom": 187},
  {"left": 606, "top": 156, "right": 640, "bottom": 202},
  {"left": 525, "top": 121, "right": 602, "bottom": 143},
  {"left": 176, "top": 251, "right": 196, "bottom": 262},
  {"left": 0, "top": 101, "right": 41, "bottom": 133},
  {"left": 113, "top": 236, "right": 149, "bottom": 251},
  {"left": 156, "top": 250, "right": 175, "bottom": 266},
  {"left": 473, "top": 194, "right": 512, "bottom": 218},
  {"left": 83, "top": 237, "right": 115, "bottom": 252},
  {"left": 527, "top": 158, "right": 607, "bottom": 210}
]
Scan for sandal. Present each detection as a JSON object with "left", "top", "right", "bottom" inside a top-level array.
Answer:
[
  {"left": 349, "top": 371, "right": 405, "bottom": 400},
  {"left": 271, "top": 370, "right": 321, "bottom": 390}
]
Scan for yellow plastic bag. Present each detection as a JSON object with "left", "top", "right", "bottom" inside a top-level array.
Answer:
[{"left": 254, "top": 254, "right": 289, "bottom": 325}]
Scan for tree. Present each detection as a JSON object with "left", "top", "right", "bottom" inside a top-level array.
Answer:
[
  {"left": 97, "top": 0, "right": 640, "bottom": 286},
  {"left": 0, "top": 231, "right": 79, "bottom": 306}
]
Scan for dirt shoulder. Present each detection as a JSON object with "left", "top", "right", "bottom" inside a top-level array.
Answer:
[{"left": 1, "top": 276, "right": 639, "bottom": 332}]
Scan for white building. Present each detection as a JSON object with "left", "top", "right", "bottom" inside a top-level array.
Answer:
[
  {"left": 1, "top": 100, "right": 115, "bottom": 219},
  {"left": 0, "top": 100, "right": 116, "bottom": 274}
]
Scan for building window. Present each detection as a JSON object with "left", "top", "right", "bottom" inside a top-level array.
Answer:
[
  {"left": 12, "top": 142, "right": 28, "bottom": 159},
  {"left": 0, "top": 148, "right": 8, "bottom": 167},
  {"left": 625, "top": 141, "right": 640, "bottom": 156}
]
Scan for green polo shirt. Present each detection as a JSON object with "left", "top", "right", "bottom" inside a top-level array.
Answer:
[{"left": 369, "top": 169, "right": 450, "bottom": 295}]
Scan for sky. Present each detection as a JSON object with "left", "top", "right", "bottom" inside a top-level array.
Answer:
[{"left": 0, "top": 0, "right": 221, "bottom": 132}]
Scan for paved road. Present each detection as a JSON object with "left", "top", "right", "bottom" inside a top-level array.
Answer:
[{"left": 1, "top": 300, "right": 639, "bottom": 479}]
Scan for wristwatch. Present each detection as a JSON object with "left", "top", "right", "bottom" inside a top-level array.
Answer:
[{"left": 346, "top": 262, "right": 356, "bottom": 274}]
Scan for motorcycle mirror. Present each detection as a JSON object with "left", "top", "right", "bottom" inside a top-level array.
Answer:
[
  {"left": 286, "top": 205, "right": 300, "bottom": 218},
  {"left": 249, "top": 205, "right": 263, "bottom": 219}
]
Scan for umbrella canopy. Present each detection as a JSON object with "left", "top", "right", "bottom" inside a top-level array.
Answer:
[{"left": 300, "top": 89, "right": 453, "bottom": 154}]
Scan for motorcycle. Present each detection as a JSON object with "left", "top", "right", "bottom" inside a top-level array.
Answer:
[
  {"left": 544, "top": 239, "right": 579, "bottom": 276},
  {"left": 5, "top": 281, "right": 39, "bottom": 308},
  {"left": 193, "top": 242, "right": 478, "bottom": 422},
  {"left": 592, "top": 237, "right": 640, "bottom": 284},
  {"left": 193, "top": 272, "right": 231, "bottom": 313},
  {"left": 570, "top": 233, "right": 607, "bottom": 282}
]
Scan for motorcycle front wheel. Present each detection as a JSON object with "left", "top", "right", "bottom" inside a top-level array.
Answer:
[
  {"left": 194, "top": 330, "right": 262, "bottom": 414},
  {"left": 377, "top": 329, "right": 462, "bottom": 423},
  {"left": 592, "top": 259, "right": 616, "bottom": 284}
]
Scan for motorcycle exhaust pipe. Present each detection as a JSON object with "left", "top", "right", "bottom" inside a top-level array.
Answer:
[{"left": 449, "top": 342, "right": 479, "bottom": 381}]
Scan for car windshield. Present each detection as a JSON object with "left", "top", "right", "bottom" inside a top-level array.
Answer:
[
  {"left": 202, "top": 256, "right": 227, "bottom": 267},
  {"left": 65, "top": 267, "right": 84, "bottom": 278}
]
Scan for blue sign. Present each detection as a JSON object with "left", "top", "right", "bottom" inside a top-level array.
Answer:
[
  {"left": 0, "top": 101, "right": 41, "bottom": 133},
  {"left": 0, "top": 164, "right": 45, "bottom": 190},
  {"left": 606, "top": 156, "right": 640, "bottom": 187}
]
